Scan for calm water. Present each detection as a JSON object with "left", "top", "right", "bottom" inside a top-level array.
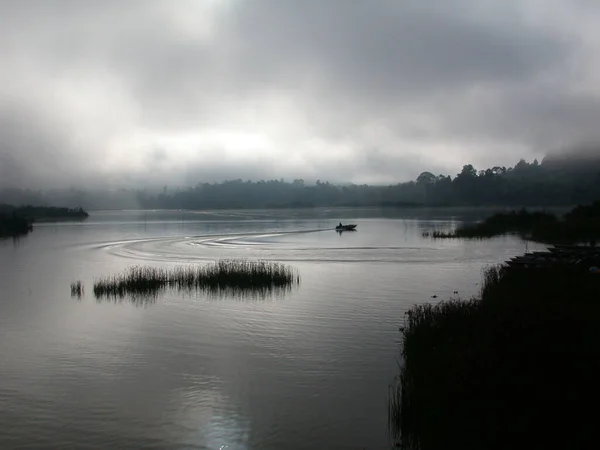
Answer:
[{"left": 0, "top": 207, "right": 546, "bottom": 449}]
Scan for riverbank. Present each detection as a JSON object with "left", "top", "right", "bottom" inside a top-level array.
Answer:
[
  {"left": 422, "top": 201, "right": 600, "bottom": 244},
  {"left": 0, "top": 204, "right": 88, "bottom": 237},
  {"left": 0, "top": 215, "right": 33, "bottom": 237},
  {"left": 390, "top": 262, "right": 600, "bottom": 449}
]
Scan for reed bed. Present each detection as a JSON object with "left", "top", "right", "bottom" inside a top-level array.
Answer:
[
  {"left": 95, "top": 290, "right": 159, "bottom": 307},
  {"left": 70, "top": 280, "right": 84, "bottom": 298},
  {"left": 422, "top": 206, "right": 600, "bottom": 244},
  {"left": 391, "top": 265, "right": 600, "bottom": 449},
  {"left": 94, "top": 284, "right": 293, "bottom": 305},
  {"left": 422, "top": 210, "right": 558, "bottom": 240},
  {"left": 93, "top": 260, "right": 300, "bottom": 298}
]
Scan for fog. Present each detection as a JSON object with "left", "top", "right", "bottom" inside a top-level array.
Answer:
[{"left": 2, "top": 0, "right": 600, "bottom": 189}]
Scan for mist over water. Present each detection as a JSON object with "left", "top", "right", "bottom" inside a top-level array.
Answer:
[
  {"left": 2, "top": 1, "right": 600, "bottom": 445},
  {"left": 0, "top": 208, "right": 546, "bottom": 449}
]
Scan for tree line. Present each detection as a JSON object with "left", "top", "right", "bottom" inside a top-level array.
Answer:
[{"left": 2, "top": 155, "right": 600, "bottom": 210}]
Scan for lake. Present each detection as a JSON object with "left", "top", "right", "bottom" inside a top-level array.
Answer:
[{"left": 0, "top": 207, "right": 546, "bottom": 449}]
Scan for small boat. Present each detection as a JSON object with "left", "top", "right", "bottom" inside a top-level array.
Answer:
[{"left": 335, "top": 223, "right": 357, "bottom": 231}]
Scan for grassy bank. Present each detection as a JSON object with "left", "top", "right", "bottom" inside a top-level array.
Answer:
[
  {"left": 422, "top": 201, "right": 600, "bottom": 243},
  {"left": 390, "top": 265, "right": 600, "bottom": 449},
  {"left": 93, "top": 260, "right": 299, "bottom": 298}
]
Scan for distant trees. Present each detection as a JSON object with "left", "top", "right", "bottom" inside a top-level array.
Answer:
[
  {"left": 416, "top": 172, "right": 436, "bottom": 184},
  {"left": 0, "top": 204, "right": 88, "bottom": 220},
  {"left": 129, "top": 157, "right": 600, "bottom": 208},
  {"left": 3, "top": 156, "right": 600, "bottom": 210}
]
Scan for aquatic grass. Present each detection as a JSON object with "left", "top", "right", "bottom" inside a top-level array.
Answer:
[
  {"left": 95, "top": 290, "right": 159, "bottom": 307},
  {"left": 422, "top": 205, "right": 600, "bottom": 244},
  {"left": 70, "top": 280, "right": 84, "bottom": 298},
  {"left": 92, "top": 260, "right": 300, "bottom": 299},
  {"left": 391, "top": 265, "right": 600, "bottom": 449},
  {"left": 421, "top": 230, "right": 490, "bottom": 239},
  {"left": 422, "top": 210, "right": 558, "bottom": 240},
  {"left": 93, "top": 284, "right": 292, "bottom": 307},
  {"left": 197, "top": 284, "right": 296, "bottom": 300}
]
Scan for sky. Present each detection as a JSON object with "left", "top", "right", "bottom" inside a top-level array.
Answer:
[{"left": 2, "top": 0, "right": 600, "bottom": 189}]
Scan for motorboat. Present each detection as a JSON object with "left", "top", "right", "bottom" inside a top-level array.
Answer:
[{"left": 335, "top": 223, "right": 357, "bottom": 231}]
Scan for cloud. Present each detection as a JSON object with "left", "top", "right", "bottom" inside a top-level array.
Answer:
[{"left": 2, "top": 0, "right": 600, "bottom": 188}]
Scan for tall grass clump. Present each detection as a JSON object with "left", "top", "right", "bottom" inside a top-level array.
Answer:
[
  {"left": 391, "top": 265, "right": 600, "bottom": 449},
  {"left": 93, "top": 260, "right": 299, "bottom": 298},
  {"left": 95, "top": 289, "right": 159, "bottom": 307},
  {"left": 70, "top": 280, "right": 84, "bottom": 298}
]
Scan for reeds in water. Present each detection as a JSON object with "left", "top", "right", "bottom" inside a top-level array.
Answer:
[
  {"left": 421, "top": 230, "right": 461, "bottom": 239},
  {"left": 92, "top": 260, "right": 300, "bottom": 299},
  {"left": 391, "top": 265, "right": 600, "bottom": 449},
  {"left": 421, "top": 208, "right": 600, "bottom": 244},
  {"left": 95, "top": 290, "right": 159, "bottom": 307},
  {"left": 70, "top": 280, "right": 84, "bottom": 298}
]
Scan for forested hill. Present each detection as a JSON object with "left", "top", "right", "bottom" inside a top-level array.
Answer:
[{"left": 2, "top": 155, "right": 600, "bottom": 210}]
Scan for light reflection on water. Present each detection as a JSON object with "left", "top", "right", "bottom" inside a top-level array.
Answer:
[{"left": 0, "top": 208, "right": 548, "bottom": 449}]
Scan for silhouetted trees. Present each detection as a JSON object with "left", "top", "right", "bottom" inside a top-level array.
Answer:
[
  {"left": 3, "top": 155, "right": 600, "bottom": 209},
  {"left": 131, "top": 157, "right": 600, "bottom": 208},
  {"left": 0, "top": 204, "right": 88, "bottom": 220},
  {"left": 0, "top": 212, "right": 32, "bottom": 237}
]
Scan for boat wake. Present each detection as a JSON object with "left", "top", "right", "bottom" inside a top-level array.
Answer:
[
  {"left": 88, "top": 229, "right": 329, "bottom": 262},
  {"left": 84, "top": 228, "right": 436, "bottom": 264}
]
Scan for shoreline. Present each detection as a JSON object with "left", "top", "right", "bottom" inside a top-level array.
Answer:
[
  {"left": 390, "top": 249, "right": 600, "bottom": 449},
  {"left": 0, "top": 205, "right": 89, "bottom": 237}
]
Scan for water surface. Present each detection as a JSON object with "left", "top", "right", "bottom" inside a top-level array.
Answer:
[{"left": 0, "top": 207, "right": 545, "bottom": 449}]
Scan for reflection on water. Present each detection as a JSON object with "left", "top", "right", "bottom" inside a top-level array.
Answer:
[
  {"left": 94, "top": 290, "right": 159, "bottom": 307},
  {"left": 171, "top": 383, "right": 251, "bottom": 450},
  {"left": 70, "top": 280, "right": 84, "bottom": 299},
  {"left": 92, "top": 284, "right": 297, "bottom": 306},
  {"left": 0, "top": 208, "right": 550, "bottom": 449}
]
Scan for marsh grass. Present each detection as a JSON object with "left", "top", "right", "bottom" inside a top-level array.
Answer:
[
  {"left": 422, "top": 210, "right": 558, "bottom": 240},
  {"left": 95, "top": 290, "right": 160, "bottom": 307},
  {"left": 94, "top": 285, "right": 293, "bottom": 306},
  {"left": 391, "top": 265, "right": 600, "bottom": 449},
  {"left": 421, "top": 230, "right": 489, "bottom": 239},
  {"left": 422, "top": 205, "right": 600, "bottom": 244},
  {"left": 92, "top": 260, "right": 300, "bottom": 299},
  {"left": 70, "top": 280, "right": 84, "bottom": 298},
  {"left": 388, "top": 376, "right": 403, "bottom": 448}
]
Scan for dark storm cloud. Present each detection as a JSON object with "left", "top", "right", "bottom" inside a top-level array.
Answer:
[{"left": 1, "top": 0, "right": 599, "bottom": 188}]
